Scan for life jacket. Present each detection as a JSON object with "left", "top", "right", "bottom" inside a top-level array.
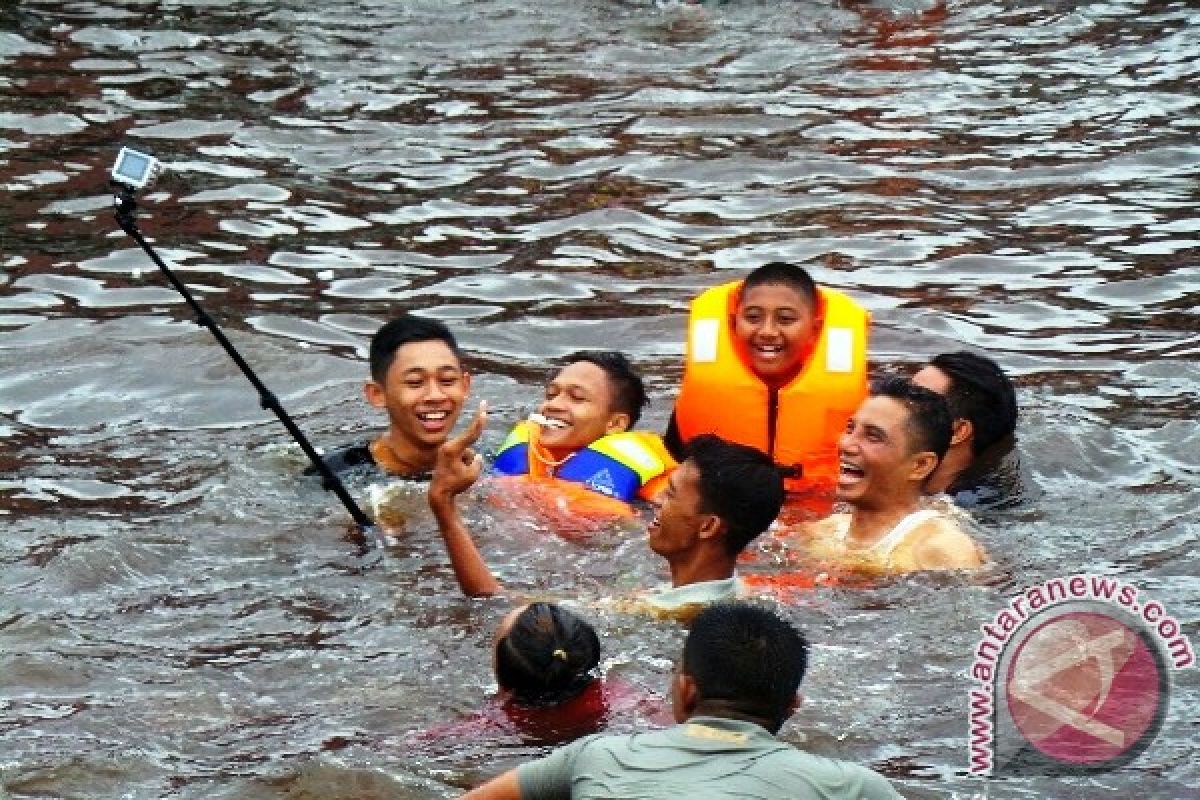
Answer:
[
  {"left": 491, "top": 421, "right": 676, "bottom": 523},
  {"left": 673, "top": 281, "right": 869, "bottom": 494}
]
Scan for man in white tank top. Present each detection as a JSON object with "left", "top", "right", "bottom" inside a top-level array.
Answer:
[{"left": 808, "top": 375, "right": 986, "bottom": 574}]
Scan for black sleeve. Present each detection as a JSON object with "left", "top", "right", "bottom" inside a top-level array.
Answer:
[{"left": 303, "top": 443, "right": 376, "bottom": 476}]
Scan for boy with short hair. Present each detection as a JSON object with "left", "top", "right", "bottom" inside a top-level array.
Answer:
[{"left": 320, "top": 314, "right": 471, "bottom": 477}]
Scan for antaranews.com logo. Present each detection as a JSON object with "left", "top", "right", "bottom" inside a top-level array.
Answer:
[{"left": 968, "top": 573, "right": 1194, "bottom": 776}]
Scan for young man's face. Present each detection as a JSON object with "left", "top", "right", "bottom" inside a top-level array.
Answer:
[
  {"left": 648, "top": 461, "right": 712, "bottom": 558},
  {"left": 732, "top": 283, "right": 819, "bottom": 387},
  {"left": 535, "top": 361, "right": 629, "bottom": 456},
  {"left": 835, "top": 395, "right": 932, "bottom": 508},
  {"left": 366, "top": 339, "right": 469, "bottom": 450}
]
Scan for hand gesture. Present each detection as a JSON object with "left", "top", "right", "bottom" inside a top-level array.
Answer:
[{"left": 431, "top": 400, "right": 488, "bottom": 503}]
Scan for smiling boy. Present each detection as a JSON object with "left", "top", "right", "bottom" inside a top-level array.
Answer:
[
  {"left": 666, "top": 262, "right": 869, "bottom": 497},
  {"left": 319, "top": 315, "right": 471, "bottom": 478},
  {"left": 492, "top": 351, "right": 675, "bottom": 506}
]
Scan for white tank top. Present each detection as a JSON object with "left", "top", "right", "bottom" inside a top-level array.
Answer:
[{"left": 838, "top": 509, "right": 942, "bottom": 565}]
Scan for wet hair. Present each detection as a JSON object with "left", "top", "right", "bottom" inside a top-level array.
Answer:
[
  {"left": 870, "top": 374, "right": 952, "bottom": 461},
  {"left": 564, "top": 351, "right": 648, "bottom": 428},
  {"left": 368, "top": 314, "right": 462, "bottom": 383},
  {"left": 928, "top": 351, "right": 1018, "bottom": 455},
  {"left": 686, "top": 434, "right": 785, "bottom": 556},
  {"left": 495, "top": 603, "right": 601, "bottom": 707},
  {"left": 740, "top": 261, "right": 818, "bottom": 312},
  {"left": 682, "top": 603, "right": 808, "bottom": 734}
]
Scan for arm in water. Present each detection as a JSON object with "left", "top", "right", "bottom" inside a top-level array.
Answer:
[{"left": 429, "top": 401, "right": 502, "bottom": 597}]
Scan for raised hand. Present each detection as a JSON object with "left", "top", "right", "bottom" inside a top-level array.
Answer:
[{"left": 431, "top": 400, "right": 488, "bottom": 501}]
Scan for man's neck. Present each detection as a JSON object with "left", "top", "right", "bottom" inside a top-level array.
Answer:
[
  {"left": 685, "top": 702, "right": 779, "bottom": 735},
  {"left": 925, "top": 443, "right": 972, "bottom": 495},
  {"left": 667, "top": 548, "right": 736, "bottom": 588},
  {"left": 846, "top": 494, "right": 923, "bottom": 548},
  {"left": 372, "top": 432, "right": 436, "bottom": 476}
]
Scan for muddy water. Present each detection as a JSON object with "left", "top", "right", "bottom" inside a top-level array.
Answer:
[{"left": 1, "top": 1, "right": 1197, "bottom": 798}]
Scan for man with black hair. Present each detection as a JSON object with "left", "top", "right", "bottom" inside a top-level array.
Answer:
[
  {"left": 815, "top": 375, "right": 985, "bottom": 573},
  {"left": 460, "top": 603, "right": 901, "bottom": 800},
  {"left": 316, "top": 314, "right": 471, "bottom": 477},
  {"left": 492, "top": 350, "right": 675, "bottom": 506},
  {"left": 913, "top": 350, "right": 1023, "bottom": 508},
  {"left": 641, "top": 434, "right": 784, "bottom": 613},
  {"left": 428, "top": 412, "right": 784, "bottom": 612}
]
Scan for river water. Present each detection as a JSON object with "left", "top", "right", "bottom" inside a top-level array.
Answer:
[{"left": 1, "top": 1, "right": 1197, "bottom": 798}]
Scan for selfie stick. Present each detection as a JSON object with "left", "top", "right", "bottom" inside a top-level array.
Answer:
[{"left": 111, "top": 183, "right": 376, "bottom": 534}]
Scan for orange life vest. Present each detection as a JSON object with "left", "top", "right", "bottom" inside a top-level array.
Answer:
[{"left": 673, "top": 281, "right": 869, "bottom": 493}]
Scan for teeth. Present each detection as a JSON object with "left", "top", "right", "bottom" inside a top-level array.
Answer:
[
  {"left": 418, "top": 411, "right": 448, "bottom": 421},
  {"left": 528, "top": 413, "right": 568, "bottom": 429}
]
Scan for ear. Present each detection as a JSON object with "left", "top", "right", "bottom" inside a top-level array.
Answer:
[
  {"left": 695, "top": 512, "right": 725, "bottom": 543},
  {"left": 605, "top": 411, "right": 632, "bottom": 434},
  {"left": 950, "top": 418, "right": 973, "bottom": 447},
  {"left": 777, "top": 690, "right": 806, "bottom": 729},
  {"left": 461, "top": 371, "right": 472, "bottom": 393},
  {"left": 908, "top": 450, "right": 939, "bottom": 483},
  {"left": 672, "top": 672, "right": 699, "bottom": 723},
  {"left": 365, "top": 380, "right": 386, "bottom": 410}
]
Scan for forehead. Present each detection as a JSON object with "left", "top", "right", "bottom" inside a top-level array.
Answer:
[
  {"left": 912, "top": 365, "right": 952, "bottom": 396},
  {"left": 672, "top": 460, "right": 702, "bottom": 495},
  {"left": 738, "top": 282, "right": 814, "bottom": 313},
  {"left": 857, "top": 395, "right": 913, "bottom": 436},
  {"left": 551, "top": 361, "right": 614, "bottom": 397},
  {"left": 389, "top": 339, "right": 461, "bottom": 373}
]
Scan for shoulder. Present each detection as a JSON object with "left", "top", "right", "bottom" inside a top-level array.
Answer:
[
  {"left": 771, "top": 750, "right": 903, "bottom": 799},
  {"left": 515, "top": 732, "right": 623, "bottom": 797},
  {"left": 907, "top": 512, "right": 985, "bottom": 569},
  {"left": 308, "top": 442, "right": 376, "bottom": 475}
]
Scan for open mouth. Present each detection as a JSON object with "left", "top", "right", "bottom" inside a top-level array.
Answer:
[
  {"left": 416, "top": 410, "right": 450, "bottom": 430},
  {"left": 838, "top": 459, "right": 866, "bottom": 481},
  {"left": 528, "top": 412, "right": 569, "bottom": 430},
  {"left": 752, "top": 342, "right": 787, "bottom": 361}
]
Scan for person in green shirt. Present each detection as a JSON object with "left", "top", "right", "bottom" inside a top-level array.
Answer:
[{"left": 459, "top": 602, "right": 902, "bottom": 800}]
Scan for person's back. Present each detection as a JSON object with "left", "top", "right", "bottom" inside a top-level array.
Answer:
[
  {"left": 515, "top": 718, "right": 899, "bottom": 799},
  {"left": 462, "top": 603, "right": 901, "bottom": 800}
]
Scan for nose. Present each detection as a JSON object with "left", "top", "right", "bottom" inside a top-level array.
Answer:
[
  {"left": 837, "top": 428, "right": 856, "bottom": 454},
  {"left": 426, "top": 379, "right": 448, "bottom": 401}
]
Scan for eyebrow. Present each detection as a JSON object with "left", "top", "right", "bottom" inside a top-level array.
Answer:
[
  {"left": 863, "top": 423, "right": 888, "bottom": 440},
  {"left": 551, "top": 379, "right": 591, "bottom": 396}
]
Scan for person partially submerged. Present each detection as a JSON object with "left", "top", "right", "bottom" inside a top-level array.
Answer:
[
  {"left": 317, "top": 314, "right": 471, "bottom": 478},
  {"left": 805, "top": 375, "right": 987, "bottom": 574},
  {"left": 912, "top": 350, "right": 1026, "bottom": 510},
  {"left": 412, "top": 602, "right": 665, "bottom": 749},
  {"left": 429, "top": 404, "right": 785, "bottom": 617},
  {"left": 490, "top": 351, "right": 676, "bottom": 528},
  {"left": 458, "top": 602, "right": 902, "bottom": 800},
  {"left": 666, "top": 261, "right": 869, "bottom": 501}
]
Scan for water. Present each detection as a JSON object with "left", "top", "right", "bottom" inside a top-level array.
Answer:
[{"left": 2, "top": 0, "right": 1198, "bottom": 797}]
